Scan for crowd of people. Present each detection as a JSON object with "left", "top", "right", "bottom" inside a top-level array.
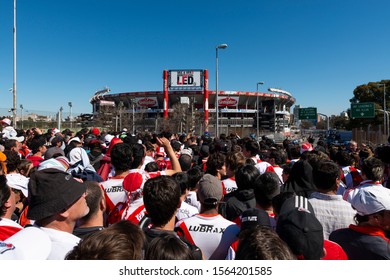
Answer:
[{"left": 0, "top": 116, "right": 390, "bottom": 260}]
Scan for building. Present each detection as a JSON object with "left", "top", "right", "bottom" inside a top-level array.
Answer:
[{"left": 90, "top": 70, "right": 295, "bottom": 137}]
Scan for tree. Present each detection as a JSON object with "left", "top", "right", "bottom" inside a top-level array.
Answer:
[{"left": 350, "top": 80, "right": 389, "bottom": 128}]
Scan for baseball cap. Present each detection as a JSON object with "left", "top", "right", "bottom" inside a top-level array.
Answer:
[
  {"left": 350, "top": 186, "right": 390, "bottom": 216},
  {"left": 68, "top": 137, "right": 82, "bottom": 145},
  {"left": 276, "top": 196, "right": 324, "bottom": 260},
  {"left": 155, "top": 147, "right": 166, "bottom": 157},
  {"left": 180, "top": 148, "right": 193, "bottom": 158},
  {"left": 1, "top": 118, "right": 11, "bottom": 126},
  {"left": 197, "top": 174, "right": 223, "bottom": 206},
  {"left": 240, "top": 208, "right": 271, "bottom": 231},
  {"left": 45, "top": 146, "right": 65, "bottom": 160},
  {"left": 300, "top": 143, "right": 313, "bottom": 154},
  {"left": 0, "top": 227, "right": 51, "bottom": 260}
]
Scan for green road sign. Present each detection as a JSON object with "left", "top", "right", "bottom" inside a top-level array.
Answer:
[
  {"left": 298, "top": 107, "right": 317, "bottom": 120},
  {"left": 350, "top": 102, "right": 375, "bottom": 118}
]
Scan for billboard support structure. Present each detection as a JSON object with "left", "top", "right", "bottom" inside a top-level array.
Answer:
[
  {"left": 203, "top": 69, "right": 209, "bottom": 133},
  {"left": 163, "top": 70, "right": 169, "bottom": 119}
]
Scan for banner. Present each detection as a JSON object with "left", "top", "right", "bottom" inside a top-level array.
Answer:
[
  {"left": 136, "top": 97, "right": 158, "bottom": 107},
  {"left": 218, "top": 96, "right": 239, "bottom": 107}
]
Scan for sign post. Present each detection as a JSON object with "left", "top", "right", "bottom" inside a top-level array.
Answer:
[
  {"left": 298, "top": 107, "right": 317, "bottom": 120},
  {"left": 350, "top": 103, "right": 375, "bottom": 118}
]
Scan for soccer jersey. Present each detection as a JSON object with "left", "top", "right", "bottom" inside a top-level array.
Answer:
[
  {"left": 0, "top": 218, "right": 22, "bottom": 240},
  {"left": 185, "top": 191, "right": 201, "bottom": 212},
  {"left": 176, "top": 213, "right": 240, "bottom": 259},
  {"left": 176, "top": 201, "right": 199, "bottom": 221},
  {"left": 100, "top": 177, "right": 127, "bottom": 214},
  {"left": 221, "top": 177, "right": 237, "bottom": 195},
  {"left": 340, "top": 166, "right": 362, "bottom": 189}
]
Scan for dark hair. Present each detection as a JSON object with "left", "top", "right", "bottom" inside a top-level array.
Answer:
[
  {"left": 244, "top": 140, "right": 259, "bottom": 157},
  {"left": 312, "top": 161, "right": 340, "bottom": 191},
  {"left": 187, "top": 167, "right": 203, "bottom": 191},
  {"left": 143, "top": 176, "right": 181, "bottom": 227},
  {"left": 235, "top": 226, "right": 295, "bottom": 260},
  {"left": 171, "top": 172, "right": 189, "bottom": 195},
  {"left": 130, "top": 143, "right": 145, "bottom": 169},
  {"left": 254, "top": 172, "right": 281, "bottom": 208},
  {"left": 145, "top": 161, "right": 159, "bottom": 172},
  {"left": 205, "top": 152, "right": 225, "bottom": 176},
  {"left": 3, "top": 139, "right": 17, "bottom": 151},
  {"left": 235, "top": 164, "right": 260, "bottom": 190},
  {"left": 361, "top": 157, "right": 384, "bottom": 182},
  {"left": 335, "top": 150, "right": 353, "bottom": 166},
  {"left": 271, "top": 192, "right": 296, "bottom": 218},
  {"left": 287, "top": 144, "right": 300, "bottom": 160},
  {"left": 17, "top": 159, "right": 33, "bottom": 177},
  {"left": 3, "top": 150, "right": 21, "bottom": 173},
  {"left": 110, "top": 143, "right": 133, "bottom": 172},
  {"left": 65, "top": 220, "right": 145, "bottom": 260},
  {"left": 144, "top": 233, "right": 195, "bottom": 260},
  {"left": 268, "top": 149, "right": 285, "bottom": 166},
  {"left": 178, "top": 154, "right": 192, "bottom": 172},
  {"left": 0, "top": 175, "right": 11, "bottom": 217},
  {"left": 79, "top": 181, "right": 104, "bottom": 223}
]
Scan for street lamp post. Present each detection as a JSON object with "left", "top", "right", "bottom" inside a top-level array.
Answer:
[
  {"left": 19, "top": 104, "right": 23, "bottom": 129},
  {"left": 256, "top": 82, "right": 264, "bottom": 139},
  {"left": 377, "top": 83, "right": 387, "bottom": 136},
  {"left": 58, "top": 106, "right": 63, "bottom": 131},
  {"left": 215, "top": 43, "right": 228, "bottom": 138},
  {"left": 12, "top": 0, "right": 17, "bottom": 128},
  {"left": 68, "top": 102, "right": 73, "bottom": 129}
]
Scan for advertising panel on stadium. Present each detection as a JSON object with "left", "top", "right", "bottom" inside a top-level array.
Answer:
[{"left": 169, "top": 70, "right": 203, "bottom": 90}]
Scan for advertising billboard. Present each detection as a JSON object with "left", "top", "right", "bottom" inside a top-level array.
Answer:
[
  {"left": 136, "top": 97, "right": 158, "bottom": 107},
  {"left": 169, "top": 70, "right": 203, "bottom": 90}
]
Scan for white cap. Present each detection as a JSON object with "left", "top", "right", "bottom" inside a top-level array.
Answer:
[
  {"left": 68, "top": 137, "right": 82, "bottom": 145},
  {"left": 6, "top": 174, "right": 29, "bottom": 197},
  {"left": 0, "top": 227, "right": 51, "bottom": 260},
  {"left": 104, "top": 134, "right": 114, "bottom": 144},
  {"left": 1, "top": 118, "right": 11, "bottom": 126},
  {"left": 351, "top": 186, "right": 390, "bottom": 216}
]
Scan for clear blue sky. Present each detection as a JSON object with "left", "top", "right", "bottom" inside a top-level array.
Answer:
[{"left": 0, "top": 0, "right": 389, "bottom": 117}]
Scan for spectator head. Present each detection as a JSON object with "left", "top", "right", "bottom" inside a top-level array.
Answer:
[
  {"left": 235, "top": 164, "right": 260, "bottom": 191},
  {"left": 276, "top": 196, "right": 324, "bottom": 260},
  {"left": 360, "top": 157, "right": 384, "bottom": 182},
  {"left": 144, "top": 233, "right": 195, "bottom": 260},
  {"left": 65, "top": 220, "right": 145, "bottom": 260},
  {"left": 187, "top": 167, "right": 203, "bottom": 191},
  {"left": 143, "top": 176, "right": 181, "bottom": 227},
  {"left": 197, "top": 174, "right": 223, "bottom": 210},
  {"left": 312, "top": 161, "right": 340, "bottom": 192},
  {"left": 27, "top": 168, "right": 89, "bottom": 224},
  {"left": 225, "top": 151, "right": 246, "bottom": 178},
  {"left": 254, "top": 172, "right": 281, "bottom": 209},
  {"left": 110, "top": 143, "right": 133, "bottom": 172},
  {"left": 235, "top": 226, "right": 295, "bottom": 260}
]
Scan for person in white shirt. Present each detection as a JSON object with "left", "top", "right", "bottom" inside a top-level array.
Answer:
[
  {"left": 172, "top": 172, "right": 199, "bottom": 221},
  {"left": 176, "top": 174, "right": 239, "bottom": 259},
  {"left": 24, "top": 168, "right": 89, "bottom": 260}
]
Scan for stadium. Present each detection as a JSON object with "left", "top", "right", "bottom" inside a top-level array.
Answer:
[{"left": 90, "top": 70, "right": 296, "bottom": 137}]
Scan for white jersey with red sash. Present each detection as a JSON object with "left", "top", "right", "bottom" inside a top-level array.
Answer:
[
  {"left": 175, "top": 213, "right": 239, "bottom": 259},
  {"left": 221, "top": 177, "right": 237, "bottom": 195},
  {"left": 340, "top": 166, "right": 363, "bottom": 190}
]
